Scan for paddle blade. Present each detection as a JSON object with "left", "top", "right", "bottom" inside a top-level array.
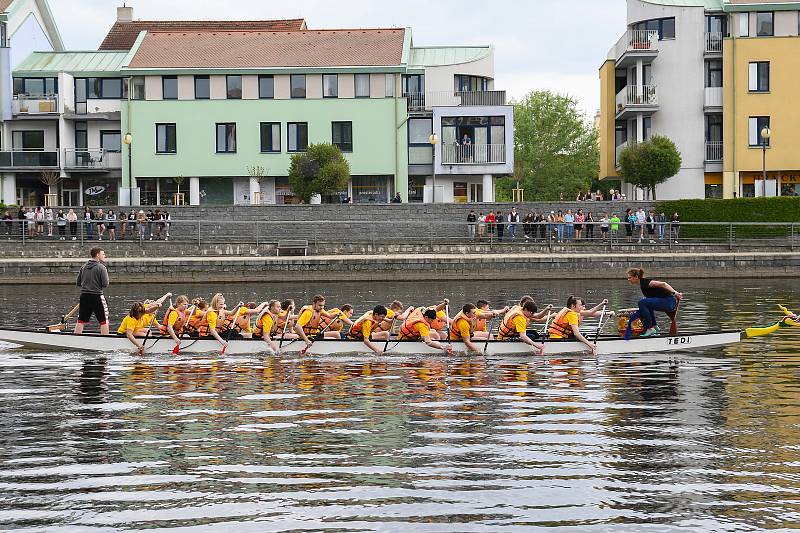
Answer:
[
  {"left": 745, "top": 323, "right": 781, "bottom": 338},
  {"left": 47, "top": 324, "right": 65, "bottom": 332},
  {"left": 172, "top": 343, "right": 180, "bottom": 355},
  {"left": 219, "top": 345, "right": 227, "bottom": 356}
]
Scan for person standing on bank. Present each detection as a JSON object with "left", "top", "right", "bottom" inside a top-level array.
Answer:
[
  {"left": 74, "top": 247, "right": 110, "bottom": 335},
  {"left": 626, "top": 267, "right": 682, "bottom": 338},
  {"left": 466, "top": 210, "right": 477, "bottom": 241}
]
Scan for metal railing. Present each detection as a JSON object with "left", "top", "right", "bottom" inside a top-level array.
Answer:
[
  {"left": 614, "top": 29, "right": 659, "bottom": 59},
  {"left": 404, "top": 90, "right": 507, "bottom": 111},
  {"left": 0, "top": 150, "right": 59, "bottom": 168},
  {"left": 705, "top": 141, "right": 723, "bottom": 162},
  {"left": 64, "top": 149, "right": 107, "bottom": 169},
  {"left": 442, "top": 144, "right": 505, "bottom": 164},
  {"left": 615, "top": 85, "right": 658, "bottom": 111},
  {"left": 2, "top": 220, "right": 797, "bottom": 253},
  {"left": 705, "top": 31, "right": 723, "bottom": 53},
  {"left": 11, "top": 94, "right": 59, "bottom": 115}
]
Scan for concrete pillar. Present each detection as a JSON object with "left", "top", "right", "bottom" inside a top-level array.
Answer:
[
  {"left": 636, "top": 60, "right": 643, "bottom": 87},
  {"left": 189, "top": 177, "right": 200, "bottom": 206},
  {"left": 2, "top": 174, "right": 16, "bottom": 205},
  {"left": 636, "top": 113, "right": 644, "bottom": 143},
  {"left": 482, "top": 174, "right": 494, "bottom": 202},
  {"left": 424, "top": 175, "right": 433, "bottom": 204},
  {"left": 249, "top": 176, "right": 261, "bottom": 205}
]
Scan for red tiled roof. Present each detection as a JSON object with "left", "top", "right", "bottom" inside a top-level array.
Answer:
[
  {"left": 127, "top": 28, "right": 406, "bottom": 69},
  {"left": 0, "top": 0, "right": 14, "bottom": 13},
  {"left": 98, "top": 19, "right": 307, "bottom": 50}
]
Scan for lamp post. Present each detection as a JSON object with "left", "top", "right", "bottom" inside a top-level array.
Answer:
[
  {"left": 429, "top": 133, "right": 438, "bottom": 203},
  {"left": 760, "top": 126, "right": 772, "bottom": 196},
  {"left": 123, "top": 132, "right": 133, "bottom": 205}
]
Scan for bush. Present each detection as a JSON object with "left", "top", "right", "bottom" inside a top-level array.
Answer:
[{"left": 288, "top": 143, "right": 350, "bottom": 203}]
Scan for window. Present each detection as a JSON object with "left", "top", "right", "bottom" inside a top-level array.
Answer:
[
  {"left": 455, "top": 75, "right": 489, "bottom": 92},
  {"left": 290, "top": 74, "right": 306, "bottom": 98},
  {"left": 226, "top": 75, "right": 242, "bottom": 99},
  {"left": 355, "top": 74, "right": 370, "bottom": 97},
  {"left": 706, "top": 15, "right": 728, "bottom": 36},
  {"left": 739, "top": 13, "right": 749, "bottom": 37},
  {"left": 194, "top": 76, "right": 210, "bottom": 99},
  {"left": 748, "top": 116, "right": 770, "bottom": 146},
  {"left": 132, "top": 76, "right": 145, "bottom": 100},
  {"left": 258, "top": 75, "right": 274, "bottom": 99},
  {"left": 323, "top": 74, "right": 338, "bottom": 98},
  {"left": 643, "top": 117, "right": 652, "bottom": 141},
  {"left": 385, "top": 74, "right": 395, "bottom": 97},
  {"left": 332, "top": 121, "right": 353, "bottom": 152},
  {"left": 706, "top": 114, "right": 723, "bottom": 142},
  {"left": 76, "top": 77, "right": 127, "bottom": 100},
  {"left": 13, "top": 77, "right": 57, "bottom": 96},
  {"left": 216, "top": 123, "right": 237, "bottom": 153},
  {"left": 156, "top": 124, "right": 177, "bottom": 154},
  {"left": 12, "top": 130, "right": 44, "bottom": 150},
  {"left": 74, "top": 121, "right": 87, "bottom": 149},
  {"left": 706, "top": 60, "right": 723, "bottom": 88},
  {"left": 162, "top": 76, "right": 178, "bottom": 100},
  {"left": 632, "top": 17, "right": 676, "bottom": 40},
  {"left": 756, "top": 12, "right": 773, "bottom": 36},
  {"left": 260, "top": 122, "right": 280, "bottom": 152},
  {"left": 288, "top": 122, "right": 308, "bottom": 152},
  {"left": 408, "top": 117, "right": 432, "bottom": 164},
  {"left": 100, "top": 130, "right": 121, "bottom": 153},
  {"left": 749, "top": 62, "right": 769, "bottom": 92},
  {"left": 402, "top": 74, "right": 424, "bottom": 95}
]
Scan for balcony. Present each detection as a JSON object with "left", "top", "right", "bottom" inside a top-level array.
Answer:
[
  {"left": 404, "top": 90, "right": 506, "bottom": 112},
  {"left": 0, "top": 150, "right": 59, "bottom": 169},
  {"left": 442, "top": 144, "right": 506, "bottom": 165},
  {"left": 704, "top": 87, "right": 723, "bottom": 109},
  {"left": 705, "top": 32, "right": 723, "bottom": 55},
  {"left": 64, "top": 149, "right": 122, "bottom": 170},
  {"left": 615, "top": 141, "right": 631, "bottom": 168},
  {"left": 705, "top": 141, "right": 723, "bottom": 162},
  {"left": 11, "top": 95, "right": 59, "bottom": 116},
  {"left": 615, "top": 30, "right": 659, "bottom": 68},
  {"left": 615, "top": 85, "right": 658, "bottom": 119}
]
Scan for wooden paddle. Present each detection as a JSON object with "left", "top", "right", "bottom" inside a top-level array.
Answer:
[
  {"left": 277, "top": 306, "right": 294, "bottom": 353},
  {"left": 47, "top": 303, "right": 80, "bottom": 332},
  {"left": 172, "top": 304, "right": 196, "bottom": 355},
  {"left": 444, "top": 304, "right": 453, "bottom": 348},
  {"left": 139, "top": 306, "right": 163, "bottom": 356},
  {"left": 219, "top": 301, "right": 244, "bottom": 355},
  {"left": 300, "top": 311, "right": 339, "bottom": 356},
  {"left": 593, "top": 304, "right": 608, "bottom": 344},
  {"left": 382, "top": 316, "right": 398, "bottom": 353}
]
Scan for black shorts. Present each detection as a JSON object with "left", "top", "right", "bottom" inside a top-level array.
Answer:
[{"left": 78, "top": 293, "right": 108, "bottom": 325}]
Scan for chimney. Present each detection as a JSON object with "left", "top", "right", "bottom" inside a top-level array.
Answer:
[{"left": 117, "top": 4, "right": 134, "bottom": 22}]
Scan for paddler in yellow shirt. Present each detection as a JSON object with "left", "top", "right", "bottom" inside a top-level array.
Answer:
[
  {"left": 348, "top": 305, "right": 389, "bottom": 354},
  {"left": 253, "top": 300, "right": 283, "bottom": 354},
  {"left": 496, "top": 300, "right": 545, "bottom": 354},
  {"left": 319, "top": 304, "right": 354, "bottom": 339}
]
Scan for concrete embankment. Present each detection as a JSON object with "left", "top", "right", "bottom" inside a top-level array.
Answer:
[{"left": 1, "top": 251, "right": 798, "bottom": 284}]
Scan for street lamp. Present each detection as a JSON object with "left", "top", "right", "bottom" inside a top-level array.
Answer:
[
  {"left": 429, "top": 133, "right": 438, "bottom": 203},
  {"left": 760, "top": 126, "right": 772, "bottom": 196},
  {"left": 123, "top": 133, "right": 133, "bottom": 206}
]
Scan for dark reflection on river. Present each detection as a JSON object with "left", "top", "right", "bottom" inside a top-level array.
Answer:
[{"left": 1, "top": 279, "right": 799, "bottom": 532}]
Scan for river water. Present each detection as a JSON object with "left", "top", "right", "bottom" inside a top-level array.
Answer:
[{"left": 1, "top": 279, "right": 799, "bottom": 532}]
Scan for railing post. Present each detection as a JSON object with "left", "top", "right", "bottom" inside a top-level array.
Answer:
[
  {"left": 728, "top": 223, "right": 733, "bottom": 251},
  {"left": 21, "top": 220, "right": 25, "bottom": 245},
  {"left": 792, "top": 223, "right": 796, "bottom": 252},
  {"left": 80, "top": 220, "right": 83, "bottom": 246},
  {"left": 197, "top": 220, "right": 201, "bottom": 248},
  {"left": 255, "top": 221, "right": 259, "bottom": 246},
  {"left": 548, "top": 221, "right": 552, "bottom": 252}
]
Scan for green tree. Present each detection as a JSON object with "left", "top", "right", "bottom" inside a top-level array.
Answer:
[
  {"left": 618, "top": 135, "right": 681, "bottom": 200},
  {"left": 497, "top": 90, "right": 599, "bottom": 200},
  {"left": 287, "top": 143, "right": 351, "bottom": 203}
]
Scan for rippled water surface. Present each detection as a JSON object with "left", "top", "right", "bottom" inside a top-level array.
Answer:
[{"left": 1, "top": 280, "right": 800, "bottom": 532}]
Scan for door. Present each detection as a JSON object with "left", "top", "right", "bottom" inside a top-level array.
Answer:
[
  {"left": 62, "top": 189, "right": 80, "bottom": 206},
  {"left": 469, "top": 183, "right": 483, "bottom": 203},
  {"left": 233, "top": 177, "right": 250, "bottom": 205}
]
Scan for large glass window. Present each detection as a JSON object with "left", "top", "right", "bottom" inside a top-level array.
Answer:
[
  {"left": 323, "top": 74, "right": 338, "bottom": 98},
  {"left": 706, "top": 14, "right": 728, "bottom": 36},
  {"left": 454, "top": 75, "right": 489, "bottom": 92},
  {"left": 259, "top": 75, "right": 274, "bottom": 99},
  {"left": 408, "top": 117, "right": 432, "bottom": 164},
  {"left": 100, "top": 130, "right": 121, "bottom": 153},
  {"left": 290, "top": 74, "right": 306, "bottom": 98},
  {"left": 385, "top": 74, "right": 395, "bottom": 97},
  {"left": 632, "top": 17, "right": 676, "bottom": 40},
  {"left": 756, "top": 12, "right": 774, "bottom": 36},
  {"left": 13, "top": 77, "right": 58, "bottom": 96},
  {"left": 76, "top": 77, "right": 127, "bottom": 99},
  {"left": 12, "top": 130, "right": 44, "bottom": 150},
  {"left": 74, "top": 121, "right": 87, "bottom": 149},
  {"left": 706, "top": 114, "right": 723, "bottom": 142},
  {"left": 216, "top": 123, "right": 237, "bottom": 153},
  {"left": 156, "top": 123, "right": 177, "bottom": 154},
  {"left": 739, "top": 13, "right": 749, "bottom": 37},
  {"left": 355, "top": 74, "right": 370, "bottom": 97},
  {"left": 132, "top": 76, "right": 145, "bottom": 100},
  {"left": 162, "top": 76, "right": 178, "bottom": 100},
  {"left": 706, "top": 60, "right": 723, "bottom": 88},
  {"left": 332, "top": 121, "right": 353, "bottom": 152},
  {"left": 194, "top": 75, "right": 210, "bottom": 99},
  {"left": 402, "top": 74, "right": 424, "bottom": 95},
  {"left": 748, "top": 116, "right": 770, "bottom": 147},
  {"left": 226, "top": 75, "right": 242, "bottom": 99},
  {"left": 260, "top": 122, "right": 281, "bottom": 152},
  {"left": 288, "top": 122, "right": 308, "bottom": 152},
  {"left": 749, "top": 62, "right": 769, "bottom": 92}
]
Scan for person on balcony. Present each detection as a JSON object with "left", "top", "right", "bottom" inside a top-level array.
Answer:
[{"left": 461, "top": 133, "right": 472, "bottom": 162}]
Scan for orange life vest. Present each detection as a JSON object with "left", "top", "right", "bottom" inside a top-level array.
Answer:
[
  {"left": 184, "top": 309, "right": 205, "bottom": 335},
  {"left": 348, "top": 311, "right": 378, "bottom": 340},
  {"left": 449, "top": 311, "right": 474, "bottom": 341},
  {"left": 475, "top": 312, "right": 488, "bottom": 333},
  {"left": 298, "top": 305, "right": 323, "bottom": 335},
  {"left": 253, "top": 311, "right": 278, "bottom": 338},
  {"left": 320, "top": 308, "right": 346, "bottom": 332},
  {"left": 276, "top": 310, "right": 292, "bottom": 333},
  {"left": 158, "top": 307, "right": 187, "bottom": 335},
  {"left": 399, "top": 308, "right": 430, "bottom": 340},
  {"left": 197, "top": 309, "right": 219, "bottom": 337},
  {"left": 219, "top": 306, "right": 250, "bottom": 333},
  {"left": 549, "top": 308, "right": 579, "bottom": 339},
  {"left": 498, "top": 307, "right": 526, "bottom": 339}
]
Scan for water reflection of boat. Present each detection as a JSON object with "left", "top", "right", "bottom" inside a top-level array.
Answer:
[{"left": 0, "top": 327, "right": 745, "bottom": 356}]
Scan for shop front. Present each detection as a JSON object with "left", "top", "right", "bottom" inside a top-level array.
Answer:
[{"left": 739, "top": 171, "right": 799, "bottom": 198}]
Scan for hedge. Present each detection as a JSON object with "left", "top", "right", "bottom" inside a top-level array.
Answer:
[{"left": 655, "top": 197, "right": 800, "bottom": 239}]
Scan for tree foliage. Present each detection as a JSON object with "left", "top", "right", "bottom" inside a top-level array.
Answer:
[
  {"left": 618, "top": 135, "right": 681, "bottom": 200},
  {"left": 287, "top": 143, "right": 351, "bottom": 203},
  {"left": 497, "top": 90, "right": 599, "bottom": 201}
]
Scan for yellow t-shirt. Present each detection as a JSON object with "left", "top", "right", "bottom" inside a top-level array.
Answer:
[
  {"left": 206, "top": 310, "right": 218, "bottom": 331},
  {"left": 296, "top": 307, "right": 315, "bottom": 328},
  {"left": 138, "top": 313, "right": 156, "bottom": 330},
  {"left": 166, "top": 309, "right": 180, "bottom": 327},
  {"left": 325, "top": 308, "right": 346, "bottom": 331},
  {"left": 118, "top": 315, "right": 141, "bottom": 334},
  {"left": 498, "top": 314, "right": 528, "bottom": 340},
  {"left": 550, "top": 310, "right": 580, "bottom": 339},
  {"left": 361, "top": 316, "right": 375, "bottom": 339},
  {"left": 259, "top": 313, "right": 275, "bottom": 337},
  {"left": 236, "top": 306, "right": 252, "bottom": 333},
  {"left": 408, "top": 321, "right": 431, "bottom": 339},
  {"left": 455, "top": 317, "right": 471, "bottom": 340}
]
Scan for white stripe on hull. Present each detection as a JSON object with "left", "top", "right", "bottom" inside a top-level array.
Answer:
[{"left": 0, "top": 329, "right": 743, "bottom": 356}]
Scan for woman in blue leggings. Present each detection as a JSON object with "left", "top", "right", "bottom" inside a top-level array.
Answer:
[{"left": 626, "top": 267, "right": 682, "bottom": 337}]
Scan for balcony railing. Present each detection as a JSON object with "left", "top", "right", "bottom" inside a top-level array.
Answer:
[
  {"left": 705, "top": 32, "right": 723, "bottom": 53},
  {"left": 704, "top": 86, "right": 723, "bottom": 108},
  {"left": 615, "top": 85, "right": 658, "bottom": 112},
  {"left": 404, "top": 90, "right": 506, "bottom": 111},
  {"left": 0, "top": 150, "right": 59, "bottom": 168},
  {"left": 614, "top": 29, "right": 659, "bottom": 60},
  {"left": 64, "top": 149, "right": 109, "bottom": 169},
  {"left": 706, "top": 141, "right": 723, "bottom": 162},
  {"left": 615, "top": 141, "right": 629, "bottom": 167},
  {"left": 442, "top": 144, "right": 506, "bottom": 164},
  {"left": 11, "top": 95, "right": 59, "bottom": 115}
]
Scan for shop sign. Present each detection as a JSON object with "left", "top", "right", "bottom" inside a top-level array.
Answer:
[{"left": 85, "top": 186, "right": 106, "bottom": 196}]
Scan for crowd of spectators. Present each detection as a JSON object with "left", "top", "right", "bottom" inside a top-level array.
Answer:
[
  {"left": 558, "top": 190, "right": 629, "bottom": 202},
  {"left": 2, "top": 206, "right": 172, "bottom": 241}
]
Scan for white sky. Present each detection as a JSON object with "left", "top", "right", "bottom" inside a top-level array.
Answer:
[{"left": 48, "top": 0, "right": 627, "bottom": 120}]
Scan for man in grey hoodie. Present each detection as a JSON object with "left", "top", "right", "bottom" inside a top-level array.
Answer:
[{"left": 74, "top": 247, "right": 110, "bottom": 335}]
